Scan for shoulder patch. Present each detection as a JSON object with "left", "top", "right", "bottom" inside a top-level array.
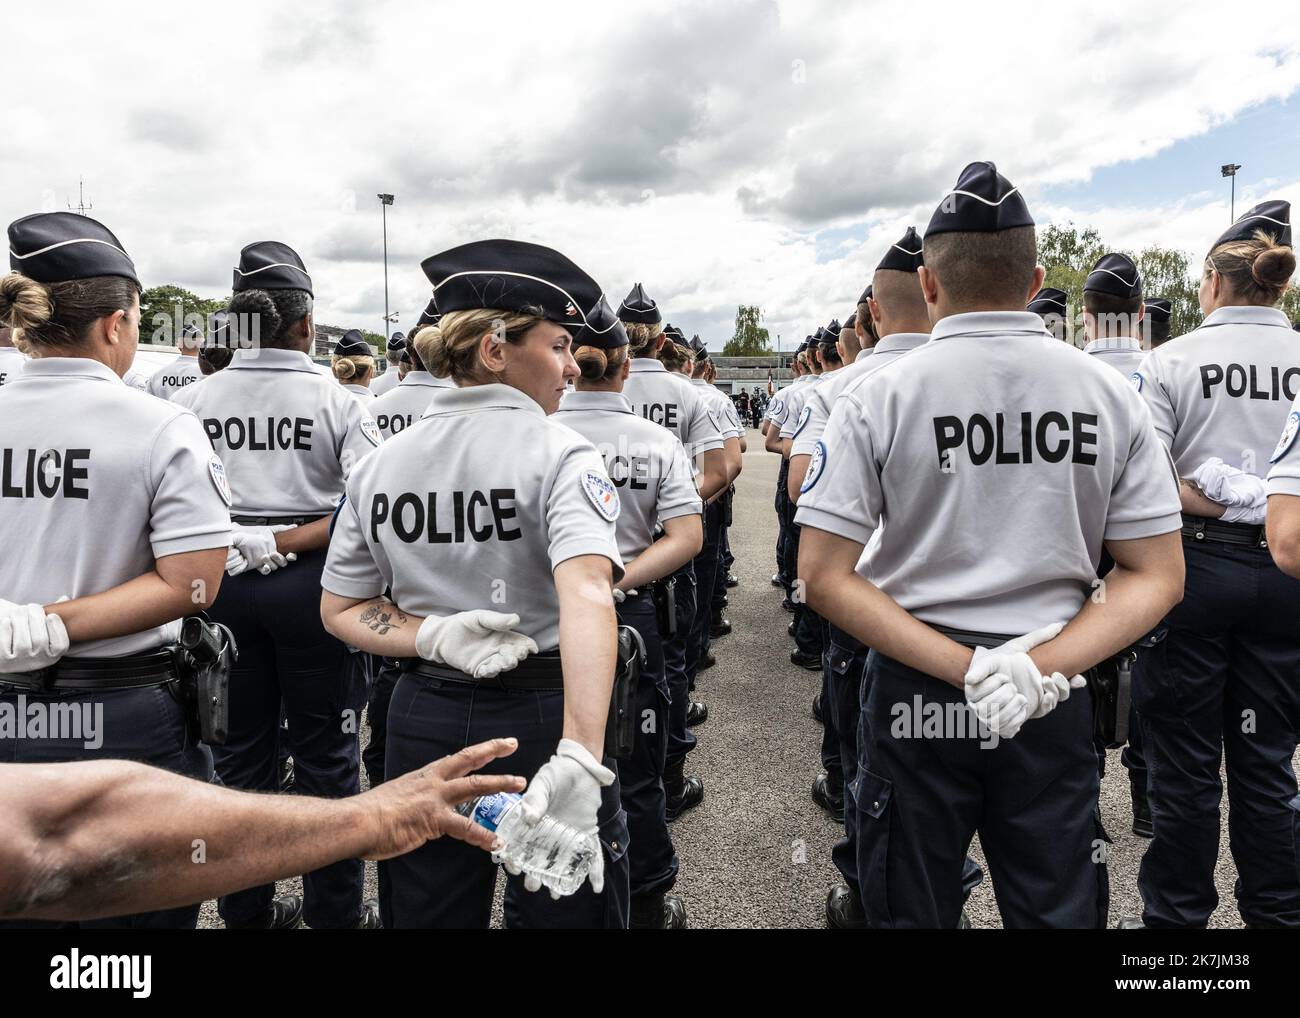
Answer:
[
  {"left": 801, "top": 441, "right": 827, "bottom": 493},
  {"left": 581, "top": 469, "right": 621, "bottom": 522},
  {"left": 1270, "top": 410, "right": 1300, "bottom": 464},
  {"left": 705, "top": 407, "right": 722, "bottom": 434},
  {"left": 1130, "top": 371, "right": 1144, "bottom": 392},
  {"left": 208, "top": 453, "right": 233, "bottom": 507},
  {"left": 792, "top": 405, "right": 813, "bottom": 438},
  {"left": 359, "top": 415, "right": 383, "bottom": 447}
]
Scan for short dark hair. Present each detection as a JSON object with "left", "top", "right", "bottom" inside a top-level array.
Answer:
[
  {"left": 922, "top": 226, "right": 1037, "bottom": 307},
  {"left": 1084, "top": 291, "right": 1142, "bottom": 338}
]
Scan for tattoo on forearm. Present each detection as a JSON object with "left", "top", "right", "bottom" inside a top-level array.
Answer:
[{"left": 358, "top": 602, "right": 409, "bottom": 636}]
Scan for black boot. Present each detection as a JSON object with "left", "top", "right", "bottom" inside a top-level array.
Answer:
[
  {"left": 812, "top": 692, "right": 823, "bottom": 724},
  {"left": 811, "top": 772, "right": 844, "bottom": 823},
  {"left": 630, "top": 893, "right": 688, "bottom": 929},
  {"left": 826, "top": 884, "right": 866, "bottom": 929},
  {"left": 686, "top": 700, "right": 709, "bottom": 726},
  {"left": 664, "top": 757, "right": 704, "bottom": 820},
  {"left": 225, "top": 894, "right": 304, "bottom": 930},
  {"left": 710, "top": 611, "right": 732, "bottom": 638}
]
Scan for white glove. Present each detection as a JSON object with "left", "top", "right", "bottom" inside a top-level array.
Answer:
[
  {"left": 414, "top": 610, "right": 539, "bottom": 679},
  {"left": 1035, "top": 670, "right": 1088, "bottom": 719},
  {"left": 1192, "top": 458, "right": 1267, "bottom": 523},
  {"left": 965, "top": 622, "right": 1066, "bottom": 732},
  {"left": 227, "top": 524, "right": 298, "bottom": 576},
  {"left": 965, "top": 674, "right": 1031, "bottom": 739},
  {"left": 509, "top": 738, "right": 615, "bottom": 896},
  {"left": 0, "top": 601, "right": 70, "bottom": 673},
  {"left": 612, "top": 588, "right": 627, "bottom": 604}
]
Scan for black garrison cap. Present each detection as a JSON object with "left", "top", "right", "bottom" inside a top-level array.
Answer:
[
  {"left": 876, "top": 226, "right": 924, "bottom": 272},
  {"left": 232, "top": 241, "right": 312, "bottom": 296},
  {"left": 333, "top": 329, "right": 372, "bottom": 357},
  {"left": 573, "top": 295, "right": 630, "bottom": 350},
  {"left": 926, "top": 161, "right": 1033, "bottom": 238},
  {"left": 421, "top": 239, "right": 601, "bottom": 333},
  {"left": 1142, "top": 297, "right": 1172, "bottom": 324},
  {"left": 1211, "top": 200, "right": 1291, "bottom": 250},
  {"left": 1027, "top": 287, "right": 1068, "bottom": 315},
  {"left": 1084, "top": 253, "right": 1142, "bottom": 299},
  {"left": 8, "top": 212, "right": 141, "bottom": 288},
  {"left": 618, "top": 282, "right": 661, "bottom": 325}
]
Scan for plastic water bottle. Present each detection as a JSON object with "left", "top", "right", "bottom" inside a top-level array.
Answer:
[{"left": 457, "top": 792, "right": 597, "bottom": 898}]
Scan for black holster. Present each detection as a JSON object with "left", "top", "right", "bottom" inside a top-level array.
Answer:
[
  {"left": 723, "top": 485, "right": 735, "bottom": 528},
  {"left": 171, "top": 614, "right": 238, "bottom": 746},
  {"left": 652, "top": 576, "right": 678, "bottom": 638},
  {"left": 1086, "top": 649, "right": 1135, "bottom": 750},
  {"left": 605, "top": 625, "right": 645, "bottom": 762}
]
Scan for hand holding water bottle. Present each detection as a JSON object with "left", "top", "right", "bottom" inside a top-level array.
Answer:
[{"left": 511, "top": 738, "right": 614, "bottom": 896}]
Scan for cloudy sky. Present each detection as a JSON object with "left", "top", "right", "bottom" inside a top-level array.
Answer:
[{"left": 5, "top": 0, "right": 1300, "bottom": 347}]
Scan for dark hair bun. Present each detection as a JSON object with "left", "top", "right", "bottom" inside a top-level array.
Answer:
[{"left": 1253, "top": 246, "right": 1297, "bottom": 287}]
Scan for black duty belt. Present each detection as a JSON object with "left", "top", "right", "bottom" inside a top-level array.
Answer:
[
  {"left": 1180, "top": 514, "right": 1267, "bottom": 549},
  {"left": 231, "top": 513, "right": 329, "bottom": 526},
  {"left": 0, "top": 649, "right": 179, "bottom": 694},
  {"left": 403, "top": 652, "right": 564, "bottom": 691},
  {"left": 931, "top": 625, "right": 1018, "bottom": 649}
]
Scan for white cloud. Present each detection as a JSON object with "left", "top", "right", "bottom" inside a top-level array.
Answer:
[{"left": 3, "top": 0, "right": 1298, "bottom": 345}]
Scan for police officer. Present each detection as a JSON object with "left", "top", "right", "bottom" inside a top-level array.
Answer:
[
  {"left": 1133, "top": 199, "right": 1300, "bottom": 929},
  {"left": 1267, "top": 384, "right": 1300, "bottom": 575},
  {"left": 174, "top": 240, "right": 382, "bottom": 930},
  {"left": 370, "top": 332, "right": 406, "bottom": 397},
  {"left": 853, "top": 285, "right": 880, "bottom": 354},
  {"left": 146, "top": 323, "right": 204, "bottom": 398},
  {"left": 797, "top": 162, "right": 1184, "bottom": 929},
  {"left": 332, "top": 329, "right": 377, "bottom": 400},
  {"left": 1082, "top": 253, "right": 1146, "bottom": 376},
  {"left": 555, "top": 296, "right": 704, "bottom": 928},
  {"left": 0, "top": 326, "right": 24, "bottom": 386},
  {"left": 0, "top": 211, "right": 232, "bottom": 929},
  {"left": 780, "top": 329, "right": 833, "bottom": 671},
  {"left": 618, "top": 284, "right": 727, "bottom": 817},
  {"left": 787, "top": 226, "right": 933, "bottom": 924},
  {"left": 320, "top": 239, "right": 629, "bottom": 928},
  {"left": 370, "top": 327, "right": 456, "bottom": 440},
  {"left": 1027, "top": 286, "right": 1070, "bottom": 341},
  {"left": 1079, "top": 251, "right": 1152, "bottom": 833},
  {"left": 1143, "top": 297, "right": 1174, "bottom": 348},
  {"left": 684, "top": 336, "right": 742, "bottom": 676}
]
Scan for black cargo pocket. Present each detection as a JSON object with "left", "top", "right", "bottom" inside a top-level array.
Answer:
[
  {"left": 599, "top": 808, "right": 631, "bottom": 930},
  {"left": 1130, "top": 626, "right": 1180, "bottom": 723},
  {"left": 851, "top": 767, "right": 894, "bottom": 929}
]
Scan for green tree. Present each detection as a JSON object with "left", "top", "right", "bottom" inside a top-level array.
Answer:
[
  {"left": 722, "top": 304, "right": 772, "bottom": 356},
  {"left": 361, "top": 330, "right": 387, "bottom": 354},
  {"left": 140, "top": 284, "right": 224, "bottom": 346}
]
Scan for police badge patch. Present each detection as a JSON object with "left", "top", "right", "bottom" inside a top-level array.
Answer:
[
  {"left": 1130, "top": 372, "right": 1144, "bottom": 392},
  {"left": 705, "top": 408, "right": 722, "bottom": 434},
  {"left": 801, "top": 441, "right": 827, "bottom": 493},
  {"left": 792, "top": 405, "right": 813, "bottom": 438},
  {"left": 360, "top": 416, "right": 383, "bottom": 447},
  {"left": 1270, "top": 410, "right": 1300, "bottom": 464},
  {"left": 581, "top": 469, "right": 621, "bottom": 521},
  {"left": 208, "top": 453, "right": 233, "bottom": 507}
]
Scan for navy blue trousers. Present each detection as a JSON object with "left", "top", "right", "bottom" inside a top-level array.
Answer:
[
  {"left": 825, "top": 624, "right": 867, "bottom": 888},
  {"left": 379, "top": 674, "right": 629, "bottom": 928},
  {"left": 775, "top": 458, "right": 790, "bottom": 585},
  {"left": 363, "top": 657, "right": 401, "bottom": 788},
  {"left": 209, "top": 548, "right": 366, "bottom": 929},
  {"left": 617, "top": 594, "right": 678, "bottom": 899},
  {"left": 1136, "top": 539, "right": 1300, "bottom": 929},
  {"left": 856, "top": 651, "right": 1106, "bottom": 929},
  {"left": 688, "top": 501, "right": 724, "bottom": 677},
  {"left": 664, "top": 560, "right": 697, "bottom": 767}
]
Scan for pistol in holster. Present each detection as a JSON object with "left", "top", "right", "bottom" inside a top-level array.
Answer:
[
  {"left": 723, "top": 485, "right": 735, "bottom": 528},
  {"left": 605, "top": 624, "right": 646, "bottom": 762},
  {"left": 1086, "top": 648, "right": 1136, "bottom": 750},
  {"left": 171, "top": 614, "right": 238, "bottom": 746}
]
